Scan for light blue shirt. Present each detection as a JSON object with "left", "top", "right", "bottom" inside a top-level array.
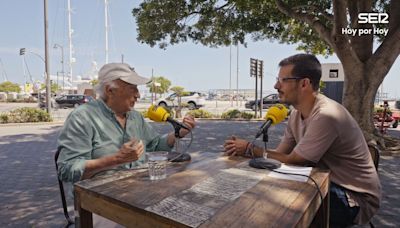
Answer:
[{"left": 57, "top": 99, "right": 172, "bottom": 183}]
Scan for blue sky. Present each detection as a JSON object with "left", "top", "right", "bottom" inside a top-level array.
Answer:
[{"left": 0, "top": 0, "right": 399, "bottom": 98}]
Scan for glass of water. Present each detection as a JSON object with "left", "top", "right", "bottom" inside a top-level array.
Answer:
[{"left": 147, "top": 151, "right": 168, "bottom": 180}]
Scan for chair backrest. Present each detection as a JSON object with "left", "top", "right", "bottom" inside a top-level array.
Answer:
[
  {"left": 367, "top": 143, "right": 380, "bottom": 171},
  {"left": 54, "top": 148, "right": 74, "bottom": 226}
]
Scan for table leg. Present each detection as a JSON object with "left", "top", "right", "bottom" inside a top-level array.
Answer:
[
  {"left": 75, "top": 190, "right": 93, "bottom": 228},
  {"left": 310, "top": 189, "right": 330, "bottom": 228}
]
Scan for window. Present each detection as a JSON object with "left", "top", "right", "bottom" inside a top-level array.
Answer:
[{"left": 329, "top": 69, "right": 339, "bottom": 78}]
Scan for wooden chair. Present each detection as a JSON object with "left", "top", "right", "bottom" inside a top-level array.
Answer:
[
  {"left": 54, "top": 148, "right": 74, "bottom": 227},
  {"left": 367, "top": 143, "right": 380, "bottom": 170},
  {"left": 367, "top": 142, "right": 380, "bottom": 228}
]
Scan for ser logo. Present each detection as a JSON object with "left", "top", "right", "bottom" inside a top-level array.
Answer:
[{"left": 358, "top": 13, "right": 389, "bottom": 24}]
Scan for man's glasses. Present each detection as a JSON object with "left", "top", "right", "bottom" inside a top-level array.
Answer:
[{"left": 275, "top": 77, "right": 304, "bottom": 83}]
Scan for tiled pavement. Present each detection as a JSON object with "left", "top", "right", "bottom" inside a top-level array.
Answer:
[{"left": 0, "top": 121, "right": 399, "bottom": 227}]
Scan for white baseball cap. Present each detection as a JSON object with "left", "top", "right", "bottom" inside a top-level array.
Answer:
[{"left": 98, "top": 63, "right": 150, "bottom": 85}]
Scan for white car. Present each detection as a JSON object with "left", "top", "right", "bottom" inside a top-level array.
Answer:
[{"left": 157, "top": 92, "right": 206, "bottom": 110}]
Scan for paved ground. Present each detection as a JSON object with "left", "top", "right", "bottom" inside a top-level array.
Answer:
[
  {"left": 0, "top": 121, "right": 399, "bottom": 227},
  {"left": 0, "top": 102, "right": 39, "bottom": 112}
]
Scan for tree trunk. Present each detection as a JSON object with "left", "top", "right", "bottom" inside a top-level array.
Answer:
[
  {"left": 275, "top": 0, "right": 400, "bottom": 147},
  {"left": 341, "top": 62, "right": 383, "bottom": 144}
]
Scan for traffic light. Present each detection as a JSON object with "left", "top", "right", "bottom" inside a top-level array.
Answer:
[{"left": 19, "top": 48, "right": 26, "bottom": 56}]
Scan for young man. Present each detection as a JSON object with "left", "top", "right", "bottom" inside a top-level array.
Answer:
[{"left": 224, "top": 54, "right": 381, "bottom": 227}]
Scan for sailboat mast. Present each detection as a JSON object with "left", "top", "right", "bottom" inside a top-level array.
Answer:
[
  {"left": 67, "top": 0, "right": 73, "bottom": 82},
  {"left": 0, "top": 58, "right": 9, "bottom": 82},
  {"left": 105, "top": 0, "right": 109, "bottom": 64}
]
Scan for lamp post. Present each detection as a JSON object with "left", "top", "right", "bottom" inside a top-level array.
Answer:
[
  {"left": 44, "top": 0, "right": 51, "bottom": 114},
  {"left": 54, "top": 43, "right": 65, "bottom": 91}
]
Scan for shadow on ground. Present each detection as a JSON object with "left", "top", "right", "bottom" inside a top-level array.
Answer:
[{"left": 0, "top": 125, "right": 66, "bottom": 227}]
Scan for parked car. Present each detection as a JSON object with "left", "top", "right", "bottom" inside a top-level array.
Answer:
[
  {"left": 157, "top": 92, "right": 206, "bottom": 110},
  {"left": 245, "top": 93, "right": 281, "bottom": 110},
  {"left": 55, "top": 95, "right": 94, "bottom": 108}
]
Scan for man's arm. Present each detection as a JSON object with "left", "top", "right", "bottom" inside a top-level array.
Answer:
[
  {"left": 224, "top": 137, "right": 312, "bottom": 166},
  {"left": 82, "top": 139, "right": 144, "bottom": 179},
  {"left": 269, "top": 150, "right": 311, "bottom": 165},
  {"left": 166, "top": 115, "right": 196, "bottom": 146}
]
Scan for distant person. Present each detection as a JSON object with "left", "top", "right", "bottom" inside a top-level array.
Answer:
[
  {"left": 223, "top": 54, "right": 381, "bottom": 227},
  {"left": 57, "top": 62, "right": 195, "bottom": 182}
]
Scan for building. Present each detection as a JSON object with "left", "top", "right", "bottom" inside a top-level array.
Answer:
[{"left": 321, "top": 63, "right": 344, "bottom": 103}]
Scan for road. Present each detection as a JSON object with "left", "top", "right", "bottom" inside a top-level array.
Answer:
[
  {"left": 0, "top": 102, "right": 39, "bottom": 112},
  {"left": 1, "top": 100, "right": 268, "bottom": 122}
]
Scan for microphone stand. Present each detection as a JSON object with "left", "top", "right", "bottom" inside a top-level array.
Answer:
[
  {"left": 261, "top": 122, "right": 271, "bottom": 155},
  {"left": 249, "top": 122, "right": 281, "bottom": 170},
  {"left": 262, "top": 126, "right": 269, "bottom": 144},
  {"left": 168, "top": 122, "right": 191, "bottom": 162}
]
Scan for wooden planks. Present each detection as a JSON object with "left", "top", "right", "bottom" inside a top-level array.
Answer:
[{"left": 75, "top": 152, "right": 329, "bottom": 228}]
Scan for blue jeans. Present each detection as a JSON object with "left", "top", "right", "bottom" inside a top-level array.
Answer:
[{"left": 329, "top": 182, "right": 360, "bottom": 227}]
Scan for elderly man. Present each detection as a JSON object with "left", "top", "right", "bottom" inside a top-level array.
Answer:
[
  {"left": 224, "top": 54, "right": 380, "bottom": 227},
  {"left": 57, "top": 62, "right": 195, "bottom": 183}
]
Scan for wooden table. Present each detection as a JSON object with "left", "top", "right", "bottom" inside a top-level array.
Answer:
[{"left": 74, "top": 152, "right": 330, "bottom": 228}]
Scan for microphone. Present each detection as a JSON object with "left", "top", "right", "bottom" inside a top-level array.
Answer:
[
  {"left": 147, "top": 104, "right": 192, "bottom": 162},
  {"left": 255, "top": 104, "right": 288, "bottom": 139},
  {"left": 147, "top": 105, "right": 189, "bottom": 130}
]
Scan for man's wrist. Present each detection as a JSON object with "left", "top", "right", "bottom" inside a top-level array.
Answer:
[
  {"left": 110, "top": 153, "right": 122, "bottom": 166},
  {"left": 244, "top": 142, "right": 253, "bottom": 157}
]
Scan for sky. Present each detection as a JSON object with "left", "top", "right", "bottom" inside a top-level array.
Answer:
[{"left": 0, "top": 0, "right": 399, "bottom": 98}]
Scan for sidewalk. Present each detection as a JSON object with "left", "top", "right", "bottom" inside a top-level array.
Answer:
[{"left": 0, "top": 121, "right": 399, "bottom": 227}]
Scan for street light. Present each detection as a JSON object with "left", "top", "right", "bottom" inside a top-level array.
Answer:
[
  {"left": 19, "top": 47, "right": 48, "bottom": 111},
  {"left": 19, "top": 48, "right": 26, "bottom": 56},
  {"left": 53, "top": 43, "right": 65, "bottom": 91},
  {"left": 20, "top": 1, "right": 52, "bottom": 114}
]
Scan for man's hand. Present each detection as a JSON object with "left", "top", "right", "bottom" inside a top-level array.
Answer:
[
  {"left": 115, "top": 138, "right": 144, "bottom": 164},
  {"left": 223, "top": 135, "right": 249, "bottom": 157},
  {"left": 178, "top": 115, "right": 196, "bottom": 137}
]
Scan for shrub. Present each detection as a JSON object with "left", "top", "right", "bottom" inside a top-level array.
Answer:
[
  {"left": 0, "top": 114, "right": 9, "bottom": 123},
  {"left": 186, "top": 109, "right": 212, "bottom": 118},
  {"left": 240, "top": 112, "right": 255, "bottom": 120},
  {"left": 140, "top": 110, "right": 148, "bottom": 118},
  {"left": 0, "top": 107, "right": 52, "bottom": 123},
  {"left": 221, "top": 109, "right": 255, "bottom": 120},
  {"left": 374, "top": 106, "right": 392, "bottom": 115},
  {"left": 221, "top": 109, "right": 242, "bottom": 119}
]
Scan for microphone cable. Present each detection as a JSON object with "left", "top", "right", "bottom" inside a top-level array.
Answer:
[
  {"left": 168, "top": 127, "right": 193, "bottom": 162},
  {"left": 247, "top": 140, "right": 324, "bottom": 204},
  {"left": 268, "top": 169, "right": 323, "bottom": 204}
]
